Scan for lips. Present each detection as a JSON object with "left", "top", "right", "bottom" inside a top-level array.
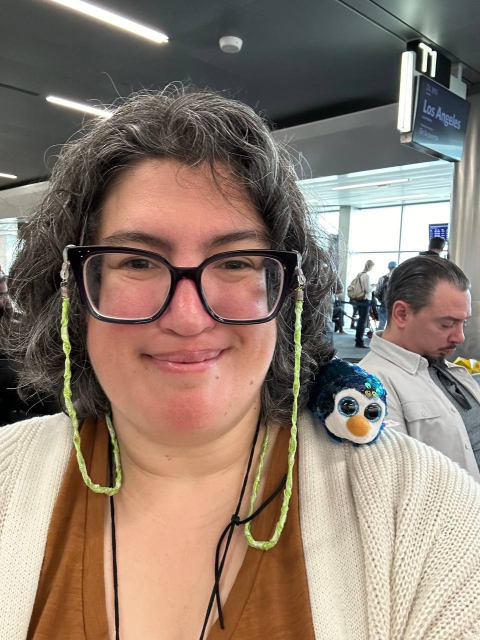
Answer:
[{"left": 150, "top": 350, "right": 223, "bottom": 364}]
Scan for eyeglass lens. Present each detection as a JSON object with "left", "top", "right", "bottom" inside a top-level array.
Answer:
[{"left": 83, "top": 252, "right": 284, "bottom": 322}]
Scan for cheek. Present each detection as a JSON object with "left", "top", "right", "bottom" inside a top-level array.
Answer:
[
  {"left": 235, "top": 321, "right": 277, "bottom": 373},
  {"left": 86, "top": 319, "right": 134, "bottom": 380}
]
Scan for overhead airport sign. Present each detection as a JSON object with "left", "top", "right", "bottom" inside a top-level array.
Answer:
[
  {"left": 406, "top": 40, "right": 451, "bottom": 88},
  {"left": 405, "top": 76, "right": 470, "bottom": 161},
  {"left": 397, "top": 41, "right": 469, "bottom": 161}
]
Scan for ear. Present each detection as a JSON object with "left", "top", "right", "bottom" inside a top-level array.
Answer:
[{"left": 391, "top": 300, "right": 411, "bottom": 328}]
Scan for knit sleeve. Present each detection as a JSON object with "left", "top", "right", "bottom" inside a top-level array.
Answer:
[
  {"left": 350, "top": 428, "right": 480, "bottom": 640},
  {"left": 0, "top": 414, "right": 73, "bottom": 639}
]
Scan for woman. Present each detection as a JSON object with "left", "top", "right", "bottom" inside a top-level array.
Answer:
[
  {"left": 354, "top": 259, "right": 375, "bottom": 349},
  {"left": 1, "top": 89, "right": 479, "bottom": 640}
]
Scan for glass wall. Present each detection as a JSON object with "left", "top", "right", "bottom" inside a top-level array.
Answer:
[
  {"left": 318, "top": 211, "right": 340, "bottom": 235},
  {"left": 346, "top": 201, "right": 450, "bottom": 290},
  {"left": 0, "top": 218, "right": 19, "bottom": 274}
]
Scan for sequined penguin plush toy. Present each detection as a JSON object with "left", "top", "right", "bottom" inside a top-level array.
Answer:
[{"left": 308, "top": 358, "right": 387, "bottom": 445}]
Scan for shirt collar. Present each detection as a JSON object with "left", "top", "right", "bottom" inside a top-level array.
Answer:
[{"left": 369, "top": 331, "right": 429, "bottom": 375}]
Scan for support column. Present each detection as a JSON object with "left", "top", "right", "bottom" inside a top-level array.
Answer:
[
  {"left": 338, "top": 206, "right": 357, "bottom": 291},
  {"left": 450, "top": 90, "right": 480, "bottom": 359}
]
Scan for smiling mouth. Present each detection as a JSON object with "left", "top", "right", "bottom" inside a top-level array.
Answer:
[{"left": 149, "top": 350, "right": 224, "bottom": 364}]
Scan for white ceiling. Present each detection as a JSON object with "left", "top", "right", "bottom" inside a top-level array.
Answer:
[
  {"left": 298, "top": 159, "right": 454, "bottom": 211},
  {"left": 0, "top": 159, "right": 455, "bottom": 228}
]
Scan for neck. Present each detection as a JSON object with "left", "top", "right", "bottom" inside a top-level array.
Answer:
[
  {"left": 110, "top": 407, "right": 276, "bottom": 525},
  {"left": 380, "top": 325, "right": 408, "bottom": 351}
]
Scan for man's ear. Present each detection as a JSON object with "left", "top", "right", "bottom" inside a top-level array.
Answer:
[{"left": 391, "top": 300, "right": 411, "bottom": 328}]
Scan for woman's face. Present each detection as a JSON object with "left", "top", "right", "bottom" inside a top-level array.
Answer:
[{"left": 87, "top": 159, "right": 277, "bottom": 439}]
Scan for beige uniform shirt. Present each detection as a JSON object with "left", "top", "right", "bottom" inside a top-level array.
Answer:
[{"left": 361, "top": 331, "right": 480, "bottom": 480}]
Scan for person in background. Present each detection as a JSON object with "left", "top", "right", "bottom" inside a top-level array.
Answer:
[
  {"left": 420, "top": 236, "right": 445, "bottom": 257},
  {"left": 355, "top": 259, "right": 374, "bottom": 349},
  {"left": 0, "top": 273, "right": 21, "bottom": 425},
  {"left": 375, "top": 261, "right": 397, "bottom": 330},
  {"left": 0, "top": 273, "right": 59, "bottom": 426},
  {"left": 0, "top": 271, "right": 9, "bottom": 313},
  {"left": 332, "top": 277, "right": 346, "bottom": 335},
  {"left": 360, "top": 256, "right": 480, "bottom": 479}
]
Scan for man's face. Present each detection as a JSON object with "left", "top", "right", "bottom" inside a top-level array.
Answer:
[
  {"left": 402, "top": 281, "right": 471, "bottom": 359},
  {"left": 0, "top": 282, "right": 9, "bottom": 310}
]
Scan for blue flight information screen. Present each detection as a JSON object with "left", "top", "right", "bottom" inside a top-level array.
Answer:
[
  {"left": 429, "top": 223, "right": 449, "bottom": 242},
  {"left": 410, "top": 76, "right": 470, "bottom": 161}
]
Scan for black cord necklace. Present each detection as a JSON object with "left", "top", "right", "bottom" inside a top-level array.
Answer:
[{"left": 108, "top": 420, "right": 287, "bottom": 640}]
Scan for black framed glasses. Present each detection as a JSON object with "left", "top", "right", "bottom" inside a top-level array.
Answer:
[{"left": 65, "top": 245, "right": 302, "bottom": 325}]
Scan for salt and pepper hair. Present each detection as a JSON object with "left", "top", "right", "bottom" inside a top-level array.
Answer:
[
  {"left": 4, "top": 86, "right": 335, "bottom": 427},
  {"left": 387, "top": 255, "right": 470, "bottom": 319}
]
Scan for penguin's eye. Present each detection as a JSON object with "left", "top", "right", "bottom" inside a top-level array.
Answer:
[
  {"left": 364, "top": 403, "right": 382, "bottom": 422},
  {"left": 338, "top": 397, "right": 359, "bottom": 417}
]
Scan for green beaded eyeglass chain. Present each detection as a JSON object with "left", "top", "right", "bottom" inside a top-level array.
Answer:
[{"left": 60, "top": 252, "right": 305, "bottom": 552}]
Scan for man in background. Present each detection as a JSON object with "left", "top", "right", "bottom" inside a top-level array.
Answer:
[
  {"left": 0, "top": 273, "right": 58, "bottom": 425},
  {"left": 420, "top": 236, "right": 445, "bottom": 256},
  {"left": 360, "top": 256, "right": 480, "bottom": 480},
  {"left": 375, "top": 261, "right": 396, "bottom": 330}
]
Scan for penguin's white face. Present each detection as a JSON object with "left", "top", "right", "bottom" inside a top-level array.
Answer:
[{"left": 325, "top": 388, "right": 386, "bottom": 444}]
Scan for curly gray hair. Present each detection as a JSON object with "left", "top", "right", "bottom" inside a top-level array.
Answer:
[{"left": 4, "top": 87, "right": 335, "bottom": 426}]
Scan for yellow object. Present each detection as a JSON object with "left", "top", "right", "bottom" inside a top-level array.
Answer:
[
  {"left": 346, "top": 415, "right": 371, "bottom": 437},
  {"left": 454, "top": 358, "right": 480, "bottom": 374}
]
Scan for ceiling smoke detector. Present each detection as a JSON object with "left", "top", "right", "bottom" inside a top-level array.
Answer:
[{"left": 219, "top": 36, "right": 243, "bottom": 53}]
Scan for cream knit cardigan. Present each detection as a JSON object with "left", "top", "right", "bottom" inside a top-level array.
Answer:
[{"left": 1, "top": 411, "right": 479, "bottom": 640}]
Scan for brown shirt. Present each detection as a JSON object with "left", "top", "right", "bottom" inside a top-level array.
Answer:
[{"left": 28, "top": 418, "right": 314, "bottom": 640}]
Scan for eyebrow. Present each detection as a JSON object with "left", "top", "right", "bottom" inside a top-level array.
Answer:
[
  {"left": 438, "top": 315, "right": 471, "bottom": 322},
  {"left": 101, "top": 229, "right": 271, "bottom": 252}
]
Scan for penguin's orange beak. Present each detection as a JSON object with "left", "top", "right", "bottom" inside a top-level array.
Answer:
[{"left": 346, "top": 415, "right": 371, "bottom": 437}]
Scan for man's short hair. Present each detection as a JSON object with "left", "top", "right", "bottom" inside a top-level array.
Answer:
[
  {"left": 429, "top": 236, "right": 446, "bottom": 251},
  {"left": 387, "top": 256, "right": 470, "bottom": 319}
]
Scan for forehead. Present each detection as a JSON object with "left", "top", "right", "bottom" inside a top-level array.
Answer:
[
  {"left": 425, "top": 280, "right": 471, "bottom": 318},
  {"left": 98, "top": 160, "right": 265, "bottom": 243}
]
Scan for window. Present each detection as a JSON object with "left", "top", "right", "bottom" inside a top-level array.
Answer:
[
  {"left": 345, "top": 201, "right": 450, "bottom": 298},
  {"left": 318, "top": 211, "right": 340, "bottom": 235},
  {"left": 400, "top": 202, "right": 450, "bottom": 253},
  {"left": 349, "top": 207, "right": 402, "bottom": 253},
  {"left": 0, "top": 219, "right": 19, "bottom": 274}
]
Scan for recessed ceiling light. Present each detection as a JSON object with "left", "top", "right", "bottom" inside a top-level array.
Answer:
[
  {"left": 374, "top": 194, "right": 430, "bottom": 202},
  {"left": 46, "top": 95, "right": 112, "bottom": 118},
  {"left": 0, "top": 173, "right": 17, "bottom": 180},
  {"left": 47, "top": 0, "right": 169, "bottom": 44},
  {"left": 332, "top": 179, "right": 409, "bottom": 191}
]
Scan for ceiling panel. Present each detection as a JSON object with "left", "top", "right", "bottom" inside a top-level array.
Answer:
[
  {"left": 372, "top": 0, "right": 480, "bottom": 74},
  {"left": 298, "top": 160, "right": 454, "bottom": 210}
]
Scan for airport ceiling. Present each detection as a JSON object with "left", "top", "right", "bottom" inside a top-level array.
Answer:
[{"left": 1, "top": 0, "right": 480, "bottom": 187}]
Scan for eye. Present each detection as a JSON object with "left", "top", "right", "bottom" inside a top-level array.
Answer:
[
  {"left": 364, "top": 403, "right": 382, "bottom": 422},
  {"left": 338, "top": 397, "right": 359, "bottom": 417},
  {"left": 122, "top": 258, "right": 155, "bottom": 270},
  {"left": 217, "top": 259, "right": 252, "bottom": 270}
]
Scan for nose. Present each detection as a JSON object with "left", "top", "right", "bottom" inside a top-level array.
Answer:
[
  {"left": 450, "top": 323, "right": 466, "bottom": 345},
  {"left": 158, "top": 278, "right": 216, "bottom": 335},
  {"left": 346, "top": 415, "right": 371, "bottom": 438}
]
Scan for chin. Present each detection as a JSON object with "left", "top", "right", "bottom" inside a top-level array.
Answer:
[{"left": 132, "top": 384, "right": 259, "bottom": 438}]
